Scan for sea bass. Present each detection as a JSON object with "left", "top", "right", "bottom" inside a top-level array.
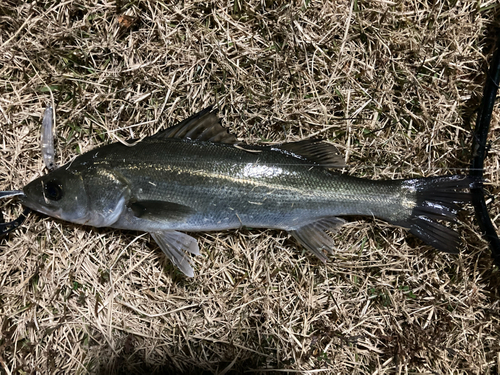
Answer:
[{"left": 21, "top": 107, "right": 474, "bottom": 276}]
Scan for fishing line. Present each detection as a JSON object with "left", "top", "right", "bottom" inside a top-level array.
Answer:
[{"left": 470, "top": 34, "right": 500, "bottom": 268}]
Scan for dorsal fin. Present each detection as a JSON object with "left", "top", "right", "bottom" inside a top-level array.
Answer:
[
  {"left": 273, "top": 139, "right": 346, "bottom": 168},
  {"left": 151, "top": 106, "right": 238, "bottom": 144}
]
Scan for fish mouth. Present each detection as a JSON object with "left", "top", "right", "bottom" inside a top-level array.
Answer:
[
  {"left": 19, "top": 196, "right": 63, "bottom": 220},
  {"left": 20, "top": 193, "right": 92, "bottom": 225}
]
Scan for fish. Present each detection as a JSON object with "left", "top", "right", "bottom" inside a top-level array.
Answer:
[{"left": 20, "top": 107, "right": 475, "bottom": 277}]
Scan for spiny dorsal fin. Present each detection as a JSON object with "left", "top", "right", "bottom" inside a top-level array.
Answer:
[
  {"left": 151, "top": 106, "right": 238, "bottom": 144},
  {"left": 274, "top": 139, "right": 346, "bottom": 168}
]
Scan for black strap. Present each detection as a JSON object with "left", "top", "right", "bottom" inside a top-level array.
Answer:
[
  {"left": 470, "top": 34, "right": 500, "bottom": 267},
  {"left": 0, "top": 208, "right": 31, "bottom": 236}
]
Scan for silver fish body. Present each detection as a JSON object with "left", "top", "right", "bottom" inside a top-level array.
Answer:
[{"left": 21, "top": 107, "right": 474, "bottom": 276}]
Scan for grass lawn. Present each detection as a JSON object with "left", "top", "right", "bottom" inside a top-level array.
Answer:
[{"left": 0, "top": 1, "right": 499, "bottom": 373}]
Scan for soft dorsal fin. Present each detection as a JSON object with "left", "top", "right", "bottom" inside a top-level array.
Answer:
[
  {"left": 274, "top": 139, "right": 346, "bottom": 168},
  {"left": 151, "top": 106, "right": 238, "bottom": 144}
]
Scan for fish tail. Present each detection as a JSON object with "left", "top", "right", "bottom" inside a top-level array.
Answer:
[{"left": 393, "top": 175, "right": 478, "bottom": 253}]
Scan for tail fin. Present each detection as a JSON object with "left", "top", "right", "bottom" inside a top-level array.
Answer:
[{"left": 394, "top": 175, "right": 477, "bottom": 253}]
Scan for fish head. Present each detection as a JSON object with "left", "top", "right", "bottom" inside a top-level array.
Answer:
[
  {"left": 22, "top": 167, "right": 90, "bottom": 224},
  {"left": 21, "top": 164, "right": 129, "bottom": 227}
]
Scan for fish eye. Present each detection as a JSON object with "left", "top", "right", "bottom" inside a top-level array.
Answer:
[{"left": 44, "top": 180, "right": 63, "bottom": 201}]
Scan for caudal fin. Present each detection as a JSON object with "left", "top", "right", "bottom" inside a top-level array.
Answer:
[{"left": 394, "top": 175, "right": 477, "bottom": 253}]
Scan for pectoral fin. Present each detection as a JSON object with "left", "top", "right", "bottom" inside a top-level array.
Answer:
[
  {"left": 128, "top": 200, "right": 195, "bottom": 222},
  {"left": 151, "top": 231, "right": 200, "bottom": 277},
  {"left": 289, "top": 217, "right": 346, "bottom": 262}
]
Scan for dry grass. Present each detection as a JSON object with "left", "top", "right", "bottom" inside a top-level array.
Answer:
[{"left": 1, "top": 0, "right": 499, "bottom": 374}]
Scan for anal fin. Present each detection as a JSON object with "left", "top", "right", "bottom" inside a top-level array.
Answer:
[
  {"left": 151, "top": 231, "right": 200, "bottom": 277},
  {"left": 289, "top": 217, "right": 346, "bottom": 262}
]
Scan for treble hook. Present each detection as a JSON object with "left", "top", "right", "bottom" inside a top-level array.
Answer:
[{"left": 0, "top": 191, "right": 30, "bottom": 236}]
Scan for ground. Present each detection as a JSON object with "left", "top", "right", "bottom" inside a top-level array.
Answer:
[{"left": 0, "top": 0, "right": 499, "bottom": 374}]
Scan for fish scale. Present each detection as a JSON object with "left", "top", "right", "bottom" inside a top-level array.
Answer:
[{"left": 82, "top": 138, "right": 407, "bottom": 230}]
